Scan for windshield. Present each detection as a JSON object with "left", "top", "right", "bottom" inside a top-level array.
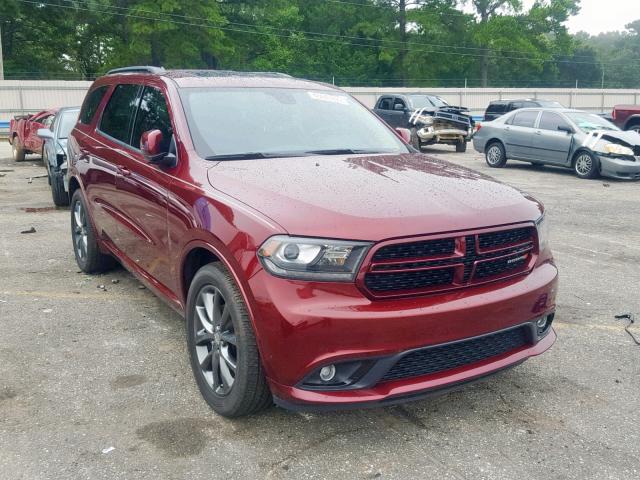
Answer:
[
  {"left": 536, "top": 101, "right": 564, "bottom": 108},
  {"left": 179, "top": 87, "right": 408, "bottom": 159},
  {"left": 58, "top": 110, "right": 79, "bottom": 139},
  {"left": 564, "top": 112, "right": 619, "bottom": 132},
  {"left": 408, "top": 95, "right": 449, "bottom": 109}
]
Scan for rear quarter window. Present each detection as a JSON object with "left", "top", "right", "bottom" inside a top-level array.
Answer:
[{"left": 79, "top": 86, "right": 109, "bottom": 125}]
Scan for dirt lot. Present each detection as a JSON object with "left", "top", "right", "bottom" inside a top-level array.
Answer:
[{"left": 1, "top": 141, "right": 639, "bottom": 480}]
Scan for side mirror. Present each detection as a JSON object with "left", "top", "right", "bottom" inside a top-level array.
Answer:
[
  {"left": 395, "top": 127, "right": 412, "bottom": 144},
  {"left": 140, "top": 129, "right": 177, "bottom": 167},
  {"left": 37, "top": 128, "right": 54, "bottom": 140},
  {"left": 557, "top": 125, "right": 574, "bottom": 134},
  {"left": 394, "top": 104, "right": 406, "bottom": 111}
]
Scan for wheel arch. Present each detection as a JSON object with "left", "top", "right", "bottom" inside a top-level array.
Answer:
[
  {"left": 623, "top": 115, "right": 640, "bottom": 130},
  {"left": 484, "top": 138, "right": 505, "bottom": 152},
  {"left": 68, "top": 175, "right": 81, "bottom": 198},
  {"left": 179, "top": 239, "right": 268, "bottom": 363}
]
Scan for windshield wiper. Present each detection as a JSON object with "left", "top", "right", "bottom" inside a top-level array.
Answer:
[
  {"left": 205, "top": 152, "right": 267, "bottom": 160},
  {"left": 304, "top": 148, "right": 389, "bottom": 155}
]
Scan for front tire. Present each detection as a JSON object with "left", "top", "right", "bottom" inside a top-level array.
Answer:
[
  {"left": 410, "top": 128, "right": 421, "bottom": 150},
  {"left": 485, "top": 141, "right": 507, "bottom": 168},
  {"left": 186, "top": 263, "right": 272, "bottom": 417},
  {"left": 51, "top": 170, "right": 69, "bottom": 206},
  {"left": 573, "top": 151, "right": 599, "bottom": 179},
  {"left": 12, "top": 138, "right": 25, "bottom": 161},
  {"left": 70, "top": 189, "right": 114, "bottom": 273}
]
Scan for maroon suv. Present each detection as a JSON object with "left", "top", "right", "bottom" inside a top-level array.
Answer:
[{"left": 68, "top": 67, "right": 558, "bottom": 417}]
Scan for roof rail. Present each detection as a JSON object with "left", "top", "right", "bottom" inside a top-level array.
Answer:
[{"left": 106, "top": 66, "right": 166, "bottom": 75}]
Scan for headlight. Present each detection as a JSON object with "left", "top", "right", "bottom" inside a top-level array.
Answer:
[
  {"left": 258, "top": 235, "right": 372, "bottom": 281},
  {"left": 602, "top": 143, "right": 634, "bottom": 156},
  {"left": 536, "top": 214, "right": 549, "bottom": 252}
]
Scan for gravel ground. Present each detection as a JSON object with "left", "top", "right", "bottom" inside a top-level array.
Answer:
[{"left": 1, "top": 141, "right": 639, "bottom": 480}]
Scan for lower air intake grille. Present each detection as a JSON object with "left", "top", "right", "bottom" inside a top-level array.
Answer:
[{"left": 380, "top": 326, "right": 529, "bottom": 382}]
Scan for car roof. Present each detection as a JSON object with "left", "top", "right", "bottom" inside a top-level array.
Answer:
[
  {"left": 101, "top": 67, "right": 337, "bottom": 91},
  {"left": 511, "top": 107, "right": 593, "bottom": 114}
]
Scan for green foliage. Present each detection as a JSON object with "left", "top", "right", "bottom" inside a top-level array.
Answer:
[{"left": 0, "top": 0, "right": 639, "bottom": 87}]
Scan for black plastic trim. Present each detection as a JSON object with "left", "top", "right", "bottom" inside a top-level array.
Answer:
[{"left": 277, "top": 362, "right": 524, "bottom": 412}]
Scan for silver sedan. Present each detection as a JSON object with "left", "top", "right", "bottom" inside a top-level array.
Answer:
[{"left": 472, "top": 108, "right": 640, "bottom": 180}]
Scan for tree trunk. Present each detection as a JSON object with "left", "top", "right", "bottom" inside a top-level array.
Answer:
[
  {"left": 480, "top": 47, "right": 489, "bottom": 87},
  {"left": 398, "top": 0, "right": 407, "bottom": 87}
]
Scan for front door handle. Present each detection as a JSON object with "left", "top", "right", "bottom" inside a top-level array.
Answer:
[
  {"left": 117, "top": 165, "right": 131, "bottom": 176},
  {"left": 534, "top": 130, "right": 542, "bottom": 135}
]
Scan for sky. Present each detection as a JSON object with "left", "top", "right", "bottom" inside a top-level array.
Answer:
[
  {"left": 528, "top": 0, "right": 639, "bottom": 35},
  {"left": 460, "top": 0, "right": 638, "bottom": 35}
]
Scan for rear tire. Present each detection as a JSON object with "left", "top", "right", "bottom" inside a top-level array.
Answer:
[
  {"left": 573, "top": 151, "right": 599, "bottom": 179},
  {"left": 51, "top": 170, "right": 69, "bottom": 207},
  {"left": 410, "top": 128, "right": 421, "bottom": 150},
  {"left": 186, "top": 263, "right": 272, "bottom": 417},
  {"left": 485, "top": 141, "right": 507, "bottom": 168},
  {"left": 455, "top": 141, "right": 467, "bottom": 153},
  {"left": 70, "top": 189, "right": 114, "bottom": 273},
  {"left": 12, "top": 138, "right": 25, "bottom": 161}
]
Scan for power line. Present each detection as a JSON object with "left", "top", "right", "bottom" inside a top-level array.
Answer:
[
  {"left": 60, "top": 0, "right": 610, "bottom": 61},
  {"left": 15, "top": 0, "right": 640, "bottom": 68}
]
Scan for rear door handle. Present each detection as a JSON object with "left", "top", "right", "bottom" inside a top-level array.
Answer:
[
  {"left": 534, "top": 130, "right": 542, "bottom": 135},
  {"left": 117, "top": 165, "right": 131, "bottom": 176}
]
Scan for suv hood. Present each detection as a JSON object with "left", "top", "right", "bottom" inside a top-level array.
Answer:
[{"left": 207, "top": 153, "right": 542, "bottom": 241}]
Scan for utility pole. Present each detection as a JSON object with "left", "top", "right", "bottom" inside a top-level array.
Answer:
[{"left": 0, "top": 24, "right": 4, "bottom": 80}]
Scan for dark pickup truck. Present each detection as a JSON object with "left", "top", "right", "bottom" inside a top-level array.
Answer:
[
  {"left": 373, "top": 94, "right": 473, "bottom": 152},
  {"left": 611, "top": 105, "right": 640, "bottom": 133}
]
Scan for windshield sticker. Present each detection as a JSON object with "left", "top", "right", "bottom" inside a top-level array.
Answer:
[{"left": 307, "top": 91, "right": 349, "bottom": 105}]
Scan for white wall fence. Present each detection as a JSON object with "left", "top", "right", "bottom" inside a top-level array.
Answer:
[{"left": 2, "top": 80, "right": 640, "bottom": 123}]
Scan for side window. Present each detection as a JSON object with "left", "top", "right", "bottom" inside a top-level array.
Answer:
[
  {"left": 510, "top": 110, "right": 539, "bottom": 128},
  {"left": 538, "top": 112, "right": 571, "bottom": 131},
  {"left": 131, "top": 86, "right": 172, "bottom": 151},
  {"left": 510, "top": 101, "right": 524, "bottom": 110},
  {"left": 99, "top": 84, "right": 141, "bottom": 144},
  {"left": 378, "top": 97, "right": 392, "bottom": 110},
  {"left": 393, "top": 98, "right": 406, "bottom": 110},
  {"left": 523, "top": 101, "right": 538, "bottom": 108},
  {"left": 42, "top": 115, "right": 55, "bottom": 130},
  {"left": 79, "top": 86, "right": 109, "bottom": 125},
  {"left": 488, "top": 103, "right": 505, "bottom": 114}
]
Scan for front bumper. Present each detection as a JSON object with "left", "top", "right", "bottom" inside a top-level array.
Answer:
[
  {"left": 598, "top": 155, "right": 640, "bottom": 180},
  {"left": 248, "top": 261, "right": 558, "bottom": 409}
]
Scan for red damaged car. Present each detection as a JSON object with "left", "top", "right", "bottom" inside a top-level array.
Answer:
[
  {"left": 67, "top": 67, "right": 557, "bottom": 417},
  {"left": 9, "top": 109, "right": 58, "bottom": 161}
]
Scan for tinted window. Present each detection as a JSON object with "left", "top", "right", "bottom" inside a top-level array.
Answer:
[
  {"left": 510, "top": 110, "right": 539, "bottom": 128},
  {"left": 538, "top": 112, "right": 571, "bottom": 131},
  {"left": 487, "top": 102, "right": 506, "bottom": 113},
  {"left": 378, "top": 97, "right": 392, "bottom": 110},
  {"left": 393, "top": 98, "right": 406, "bottom": 109},
  {"left": 79, "top": 86, "right": 108, "bottom": 125},
  {"left": 131, "top": 87, "right": 172, "bottom": 151},
  {"left": 99, "top": 84, "right": 140, "bottom": 143}
]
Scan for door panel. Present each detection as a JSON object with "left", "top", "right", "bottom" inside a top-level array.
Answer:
[
  {"left": 503, "top": 110, "right": 540, "bottom": 159},
  {"left": 112, "top": 85, "right": 174, "bottom": 292},
  {"left": 531, "top": 112, "right": 574, "bottom": 165}
]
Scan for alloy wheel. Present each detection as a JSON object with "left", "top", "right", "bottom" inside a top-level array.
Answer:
[
  {"left": 193, "top": 286, "right": 238, "bottom": 396},
  {"left": 487, "top": 145, "right": 502, "bottom": 165},
  {"left": 72, "top": 200, "right": 88, "bottom": 260},
  {"left": 575, "top": 153, "right": 593, "bottom": 176}
]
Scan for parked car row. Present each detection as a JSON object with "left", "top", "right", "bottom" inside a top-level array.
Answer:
[
  {"left": 4, "top": 70, "right": 637, "bottom": 417},
  {"left": 8, "top": 107, "right": 80, "bottom": 205}
]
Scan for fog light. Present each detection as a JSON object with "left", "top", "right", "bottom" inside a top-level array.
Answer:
[
  {"left": 536, "top": 316, "right": 548, "bottom": 329},
  {"left": 319, "top": 365, "right": 336, "bottom": 382}
]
